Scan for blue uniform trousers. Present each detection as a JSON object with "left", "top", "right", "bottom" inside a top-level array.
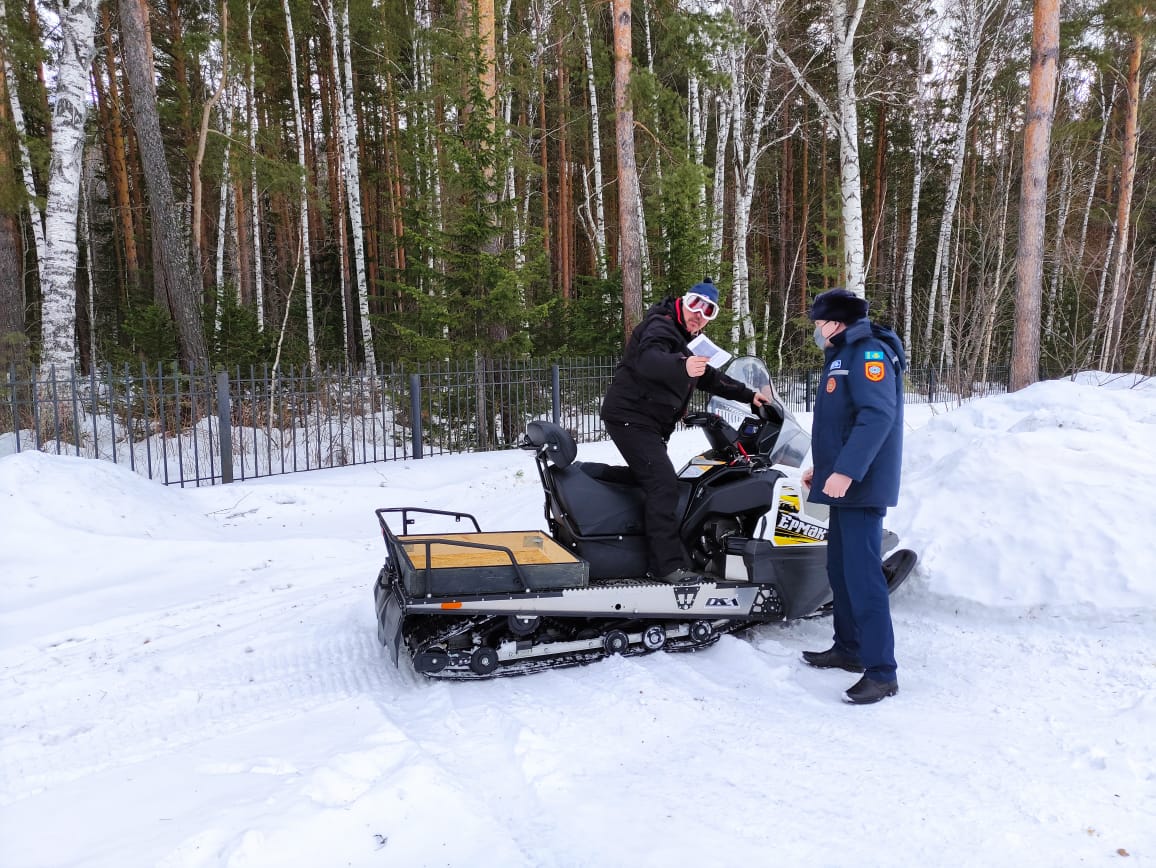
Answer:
[{"left": 827, "top": 506, "right": 897, "bottom": 682}]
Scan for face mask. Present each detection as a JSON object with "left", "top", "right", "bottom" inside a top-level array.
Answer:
[{"left": 813, "top": 323, "right": 828, "bottom": 351}]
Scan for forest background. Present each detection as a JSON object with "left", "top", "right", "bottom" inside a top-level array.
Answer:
[{"left": 1, "top": 0, "right": 1154, "bottom": 384}]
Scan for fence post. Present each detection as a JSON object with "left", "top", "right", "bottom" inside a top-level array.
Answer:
[
  {"left": 409, "top": 372, "right": 424, "bottom": 459},
  {"left": 805, "top": 369, "right": 813, "bottom": 412},
  {"left": 216, "top": 370, "right": 233, "bottom": 484},
  {"left": 928, "top": 367, "right": 936, "bottom": 403},
  {"left": 551, "top": 364, "right": 561, "bottom": 424}
]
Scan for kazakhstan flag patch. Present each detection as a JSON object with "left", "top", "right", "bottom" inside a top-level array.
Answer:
[{"left": 864, "top": 350, "right": 884, "bottom": 360}]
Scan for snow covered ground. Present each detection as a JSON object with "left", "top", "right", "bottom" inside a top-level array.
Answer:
[{"left": 2, "top": 373, "right": 1154, "bottom": 867}]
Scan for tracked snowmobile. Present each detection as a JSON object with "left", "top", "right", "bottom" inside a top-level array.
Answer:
[{"left": 373, "top": 356, "right": 917, "bottom": 679}]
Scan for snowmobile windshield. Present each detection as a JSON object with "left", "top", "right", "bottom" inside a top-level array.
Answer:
[{"left": 706, "top": 357, "right": 810, "bottom": 468}]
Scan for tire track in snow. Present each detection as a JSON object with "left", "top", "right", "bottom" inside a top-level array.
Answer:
[{"left": 1, "top": 618, "right": 408, "bottom": 805}]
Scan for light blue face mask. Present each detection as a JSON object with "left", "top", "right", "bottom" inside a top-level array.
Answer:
[{"left": 814, "top": 323, "right": 827, "bottom": 351}]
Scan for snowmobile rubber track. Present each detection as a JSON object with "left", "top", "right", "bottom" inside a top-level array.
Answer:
[{"left": 405, "top": 614, "right": 739, "bottom": 680}]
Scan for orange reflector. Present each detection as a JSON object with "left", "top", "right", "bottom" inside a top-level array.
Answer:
[{"left": 440, "top": 601, "right": 462, "bottom": 609}]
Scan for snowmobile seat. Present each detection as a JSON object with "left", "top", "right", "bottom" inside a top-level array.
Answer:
[
  {"left": 548, "top": 461, "right": 647, "bottom": 536},
  {"left": 524, "top": 420, "right": 578, "bottom": 468}
]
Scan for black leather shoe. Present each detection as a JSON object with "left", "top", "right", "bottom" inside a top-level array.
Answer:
[
  {"left": 801, "top": 646, "right": 864, "bottom": 673},
  {"left": 843, "top": 675, "right": 899, "bottom": 704}
]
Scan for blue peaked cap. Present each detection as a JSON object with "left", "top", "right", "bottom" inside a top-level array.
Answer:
[{"left": 689, "top": 278, "right": 719, "bottom": 305}]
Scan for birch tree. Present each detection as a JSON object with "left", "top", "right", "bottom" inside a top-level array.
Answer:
[
  {"left": 326, "top": 0, "right": 375, "bottom": 369},
  {"left": 38, "top": 0, "right": 101, "bottom": 374},
  {"left": 1010, "top": 0, "right": 1059, "bottom": 392},
  {"left": 246, "top": 0, "right": 264, "bottom": 331},
  {"left": 579, "top": 0, "right": 608, "bottom": 279},
  {"left": 775, "top": 0, "right": 869, "bottom": 298},
  {"left": 727, "top": 3, "right": 789, "bottom": 355},
  {"left": 920, "top": 0, "right": 1007, "bottom": 365},
  {"left": 281, "top": 0, "right": 318, "bottom": 369}
]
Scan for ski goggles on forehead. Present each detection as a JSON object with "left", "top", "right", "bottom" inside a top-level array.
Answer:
[{"left": 683, "top": 292, "right": 719, "bottom": 320}]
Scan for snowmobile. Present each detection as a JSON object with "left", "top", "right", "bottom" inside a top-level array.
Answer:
[{"left": 373, "top": 356, "right": 917, "bottom": 679}]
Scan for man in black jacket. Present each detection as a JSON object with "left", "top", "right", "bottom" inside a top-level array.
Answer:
[{"left": 601, "top": 279, "right": 769, "bottom": 584}]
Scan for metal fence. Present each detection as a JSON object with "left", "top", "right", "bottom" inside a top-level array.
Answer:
[{"left": 1, "top": 358, "right": 1009, "bottom": 487}]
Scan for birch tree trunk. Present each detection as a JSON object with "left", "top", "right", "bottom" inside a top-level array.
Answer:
[
  {"left": 1135, "top": 257, "right": 1156, "bottom": 374},
  {"left": 709, "top": 90, "right": 732, "bottom": 274},
  {"left": 1098, "top": 26, "right": 1143, "bottom": 371},
  {"left": 727, "top": 7, "right": 781, "bottom": 356},
  {"left": 1044, "top": 152, "right": 1072, "bottom": 338},
  {"left": 337, "top": 0, "right": 375, "bottom": 369},
  {"left": 613, "top": 0, "right": 643, "bottom": 336},
  {"left": 773, "top": 0, "right": 867, "bottom": 298},
  {"left": 246, "top": 0, "right": 264, "bottom": 331},
  {"left": 1010, "top": 0, "right": 1058, "bottom": 392},
  {"left": 192, "top": 0, "right": 227, "bottom": 290},
  {"left": 213, "top": 96, "right": 232, "bottom": 338},
  {"left": 901, "top": 49, "right": 928, "bottom": 350},
  {"left": 282, "top": 0, "right": 318, "bottom": 369},
  {"left": 580, "top": 1, "right": 608, "bottom": 279},
  {"left": 39, "top": 0, "right": 100, "bottom": 374},
  {"left": 831, "top": 0, "right": 867, "bottom": 297},
  {"left": 922, "top": 26, "right": 981, "bottom": 363}
]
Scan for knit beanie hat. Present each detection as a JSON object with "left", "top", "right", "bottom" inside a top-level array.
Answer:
[{"left": 689, "top": 278, "right": 719, "bottom": 304}]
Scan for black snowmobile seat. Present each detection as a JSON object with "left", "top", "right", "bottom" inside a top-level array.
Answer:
[{"left": 549, "top": 461, "right": 647, "bottom": 537}]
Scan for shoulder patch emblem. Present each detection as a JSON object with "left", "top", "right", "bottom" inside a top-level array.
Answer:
[
  {"left": 826, "top": 376, "right": 837, "bottom": 393},
  {"left": 865, "top": 361, "right": 886, "bottom": 382},
  {"left": 829, "top": 359, "right": 843, "bottom": 370},
  {"left": 864, "top": 350, "right": 884, "bottom": 360}
]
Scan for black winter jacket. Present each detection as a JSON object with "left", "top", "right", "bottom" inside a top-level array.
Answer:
[{"left": 600, "top": 298, "right": 755, "bottom": 437}]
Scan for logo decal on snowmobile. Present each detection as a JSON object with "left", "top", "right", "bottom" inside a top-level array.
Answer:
[
  {"left": 773, "top": 507, "right": 828, "bottom": 545},
  {"left": 826, "top": 377, "right": 837, "bottom": 393},
  {"left": 706, "top": 597, "right": 740, "bottom": 608},
  {"left": 675, "top": 587, "right": 700, "bottom": 610},
  {"left": 865, "top": 361, "right": 885, "bottom": 382}
]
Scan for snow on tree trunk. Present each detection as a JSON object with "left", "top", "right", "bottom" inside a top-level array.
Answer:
[
  {"left": 39, "top": 0, "right": 100, "bottom": 375},
  {"left": 282, "top": 0, "right": 318, "bottom": 369}
]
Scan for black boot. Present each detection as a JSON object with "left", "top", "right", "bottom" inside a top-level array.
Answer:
[
  {"left": 658, "top": 568, "right": 702, "bottom": 585},
  {"left": 843, "top": 675, "right": 899, "bottom": 705},
  {"left": 801, "top": 646, "right": 864, "bottom": 673}
]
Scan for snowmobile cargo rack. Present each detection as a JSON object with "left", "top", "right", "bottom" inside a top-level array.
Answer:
[{"left": 376, "top": 507, "right": 589, "bottom": 596}]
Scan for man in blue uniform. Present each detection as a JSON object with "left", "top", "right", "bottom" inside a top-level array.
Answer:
[
  {"left": 801, "top": 287, "right": 907, "bottom": 704},
  {"left": 601, "top": 279, "right": 770, "bottom": 584}
]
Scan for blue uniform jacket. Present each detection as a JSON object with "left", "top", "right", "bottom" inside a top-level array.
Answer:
[{"left": 808, "top": 318, "right": 906, "bottom": 508}]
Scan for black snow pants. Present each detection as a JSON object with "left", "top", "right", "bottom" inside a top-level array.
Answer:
[{"left": 604, "top": 420, "right": 684, "bottom": 577}]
